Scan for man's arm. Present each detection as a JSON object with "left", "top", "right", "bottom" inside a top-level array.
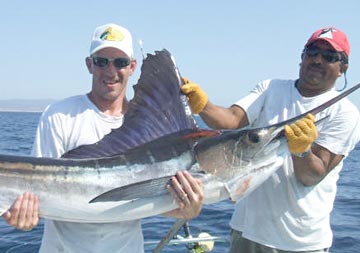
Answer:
[
  {"left": 292, "top": 142, "right": 343, "bottom": 186},
  {"left": 285, "top": 114, "right": 343, "bottom": 186},
  {"left": 200, "top": 102, "right": 248, "bottom": 129},
  {"left": 181, "top": 78, "right": 249, "bottom": 130}
]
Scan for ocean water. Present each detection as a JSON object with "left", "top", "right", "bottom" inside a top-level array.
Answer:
[{"left": 0, "top": 111, "right": 358, "bottom": 253}]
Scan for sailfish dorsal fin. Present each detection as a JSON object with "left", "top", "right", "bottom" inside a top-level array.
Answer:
[{"left": 62, "top": 50, "right": 200, "bottom": 159}]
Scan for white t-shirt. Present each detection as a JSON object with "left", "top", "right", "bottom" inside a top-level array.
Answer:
[
  {"left": 32, "top": 95, "right": 144, "bottom": 253},
  {"left": 230, "top": 79, "right": 360, "bottom": 251}
]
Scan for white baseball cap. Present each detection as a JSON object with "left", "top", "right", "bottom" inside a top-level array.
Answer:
[{"left": 89, "top": 23, "right": 134, "bottom": 58}]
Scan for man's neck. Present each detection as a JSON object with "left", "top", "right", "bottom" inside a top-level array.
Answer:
[
  {"left": 295, "top": 79, "right": 333, "bottom": 97},
  {"left": 87, "top": 92, "right": 128, "bottom": 117}
]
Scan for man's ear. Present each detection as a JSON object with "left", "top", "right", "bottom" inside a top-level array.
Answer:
[
  {"left": 301, "top": 52, "right": 305, "bottom": 60},
  {"left": 129, "top": 59, "right": 137, "bottom": 75},
  {"left": 86, "top": 57, "right": 93, "bottom": 74}
]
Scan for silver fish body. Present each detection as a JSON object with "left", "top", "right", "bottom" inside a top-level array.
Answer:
[
  {"left": 0, "top": 127, "right": 283, "bottom": 222},
  {"left": 1, "top": 49, "right": 359, "bottom": 223},
  {"left": 0, "top": 150, "right": 194, "bottom": 222}
]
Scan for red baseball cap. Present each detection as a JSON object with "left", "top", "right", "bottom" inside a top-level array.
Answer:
[{"left": 305, "top": 27, "right": 350, "bottom": 57}]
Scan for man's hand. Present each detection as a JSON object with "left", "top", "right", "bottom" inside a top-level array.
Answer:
[
  {"left": 180, "top": 77, "right": 208, "bottom": 114},
  {"left": 284, "top": 113, "right": 318, "bottom": 156},
  {"left": 2, "top": 192, "right": 40, "bottom": 231},
  {"left": 166, "top": 171, "right": 203, "bottom": 220}
]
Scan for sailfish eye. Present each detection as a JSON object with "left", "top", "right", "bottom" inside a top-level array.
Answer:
[{"left": 247, "top": 132, "right": 261, "bottom": 143}]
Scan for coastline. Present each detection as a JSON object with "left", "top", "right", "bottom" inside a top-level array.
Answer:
[
  {"left": 0, "top": 99, "right": 56, "bottom": 113},
  {"left": 0, "top": 110, "right": 44, "bottom": 113}
]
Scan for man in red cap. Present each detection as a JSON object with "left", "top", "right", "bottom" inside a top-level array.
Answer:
[{"left": 181, "top": 27, "right": 360, "bottom": 252}]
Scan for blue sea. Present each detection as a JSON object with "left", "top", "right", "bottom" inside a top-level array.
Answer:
[{"left": 0, "top": 111, "right": 358, "bottom": 253}]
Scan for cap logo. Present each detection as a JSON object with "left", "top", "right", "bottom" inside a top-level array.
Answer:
[
  {"left": 100, "top": 27, "right": 124, "bottom": 41},
  {"left": 318, "top": 28, "right": 336, "bottom": 39}
]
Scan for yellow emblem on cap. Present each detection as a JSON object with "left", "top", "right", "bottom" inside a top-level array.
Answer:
[{"left": 100, "top": 27, "right": 124, "bottom": 41}]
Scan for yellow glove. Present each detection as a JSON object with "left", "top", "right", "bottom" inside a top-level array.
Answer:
[
  {"left": 284, "top": 113, "right": 318, "bottom": 156},
  {"left": 180, "top": 77, "right": 208, "bottom": 114}
]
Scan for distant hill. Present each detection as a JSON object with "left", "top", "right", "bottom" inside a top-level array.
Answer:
[{"left": 0, "top": 99, "right": 56, "bottom": 112}]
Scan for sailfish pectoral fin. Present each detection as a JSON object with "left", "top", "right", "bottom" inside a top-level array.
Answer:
[{"left": 89, "top": 176, "right": 173, "bottom": 203}]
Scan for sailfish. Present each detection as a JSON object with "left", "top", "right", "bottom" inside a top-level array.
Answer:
[{"left": 0, "top": 49, "right": 359, "bottom": 223}]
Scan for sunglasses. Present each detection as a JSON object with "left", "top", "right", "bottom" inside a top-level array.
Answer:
[
  {"left": 304, "top": 46, "right": 343, "bottom": 63},
  {"left": 91, "top": 57, "right": 130, "bottom": 69}
]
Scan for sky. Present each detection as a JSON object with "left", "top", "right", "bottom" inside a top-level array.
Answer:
[{"left": 0, "top": 0, "right": 360, "bottom": 108}]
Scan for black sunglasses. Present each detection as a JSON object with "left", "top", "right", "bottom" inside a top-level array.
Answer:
[
  {"left": 304, "top": 46, "right": 343, "bottom": 63},
  {"left": 91, "top": 57, "right": 130, "bottom": 69}
]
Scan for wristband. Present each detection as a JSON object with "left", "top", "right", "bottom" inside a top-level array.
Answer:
[{"left": 292, "top": 150, "right": 310, "bottom": 158}]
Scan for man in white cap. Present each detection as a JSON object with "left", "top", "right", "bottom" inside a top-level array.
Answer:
[
  {"left": 2, "top": 23, "right": 203, "bottom": 253},
  {"left": 181, "top": 27, "right": 360, "bottom": 252}
]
